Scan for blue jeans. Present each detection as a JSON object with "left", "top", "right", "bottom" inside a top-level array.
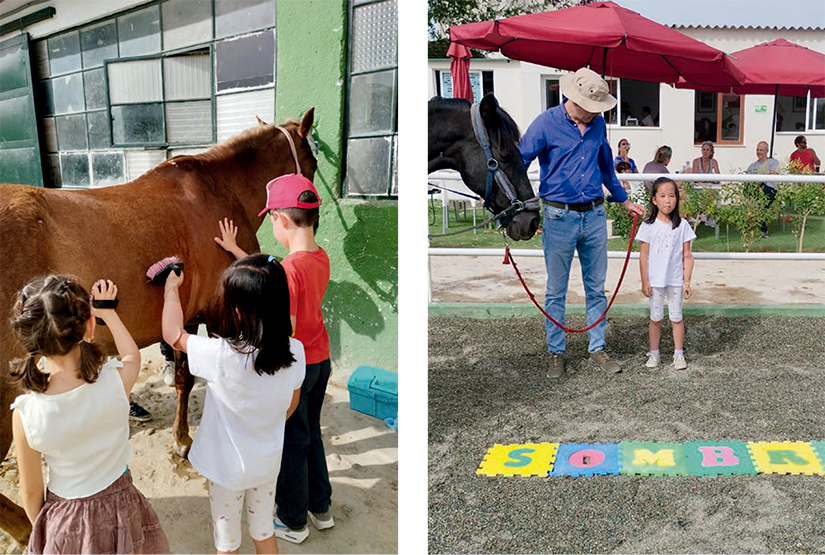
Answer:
[{"left": 541, "top": 202, "right": 609, "bottom": 355}]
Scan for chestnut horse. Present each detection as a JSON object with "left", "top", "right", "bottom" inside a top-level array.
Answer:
[{"left": 0, "top": 109, "right": 316, "bottom": 546}]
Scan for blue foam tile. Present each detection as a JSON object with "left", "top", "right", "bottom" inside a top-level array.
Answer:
[{"left": 549, "top": 442, "right": 620, "bottom": 477}]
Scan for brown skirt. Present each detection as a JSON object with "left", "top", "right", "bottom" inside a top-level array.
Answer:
[{"left": 28, "top": 470, "right": 170, "bottom": 554}]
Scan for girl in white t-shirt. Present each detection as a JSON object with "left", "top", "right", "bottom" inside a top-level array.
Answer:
[
  {"left": 10, "top": 276, "right": 169, "bottom": 554},
  {"left": 636, "top": 177, "right": 696, "bottom": 370},
  {"left": 162, "top": 253, "right": 305, "bottom": 555}
]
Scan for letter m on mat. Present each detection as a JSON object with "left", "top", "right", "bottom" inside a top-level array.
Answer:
[{"left": 632, "top": 449, "right": 676, "bottom": 466}]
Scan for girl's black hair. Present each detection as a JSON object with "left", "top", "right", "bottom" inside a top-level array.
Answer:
[
  {"left": 212, "top": 254, "right": 295, "bottom": 375},
  {"left": 645, "top": 176, "right": 682, "bottom": 230},
  {"left": 9, "top": 275, "right": 105, "bottom": 393}
]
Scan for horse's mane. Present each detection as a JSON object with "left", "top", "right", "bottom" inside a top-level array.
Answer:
[
  {"left": 193, "top": 118, "right": 301, "bottom": 162},
  {"left": 429, "top": 95, "right": 521, "bottom": 145}
]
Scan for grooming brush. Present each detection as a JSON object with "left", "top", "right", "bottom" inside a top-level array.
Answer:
[{"left": 146, "top": 256, "right": 184, "bottom": 285}]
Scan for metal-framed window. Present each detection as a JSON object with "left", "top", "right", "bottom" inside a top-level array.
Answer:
[
  {"left": 693, "top": 92, "right": 743, "bottom": 145},
  {"left": 603, "top": 77, "right": 661, "bottom": 128},
  {"left": 344, "top": 0, "right": 398, "bottom": 198}
]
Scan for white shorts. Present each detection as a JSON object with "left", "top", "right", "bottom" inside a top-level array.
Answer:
[
  {"left": 208, "top": 480, "right": 276, "bottom": 552},
  {"left": 649, "top": 285, "right": 684, "bottom": 322}
]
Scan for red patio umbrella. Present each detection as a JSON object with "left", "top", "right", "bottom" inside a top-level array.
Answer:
[
  {"left": 447, "top": 42, "right": 474, "bottom": 102},
  {"left": 449, "top": 0, "right": 744, "bottom": 87},
  {"left": 676, "top": 39, "right": 825, "bottom": 156}
]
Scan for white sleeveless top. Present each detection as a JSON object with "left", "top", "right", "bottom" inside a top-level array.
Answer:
[{"left": 10, "top": 361, "right": 133, "bottom": 499}]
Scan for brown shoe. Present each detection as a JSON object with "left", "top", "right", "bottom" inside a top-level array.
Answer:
[
  {"left": 591, "top": 350, "right": 621, "bottom": 374},
  {"left": 548, "top": 354, "right": 565, "bottom": 379}
]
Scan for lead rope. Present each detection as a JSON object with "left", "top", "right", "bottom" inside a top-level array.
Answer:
[
  {"left": 275, "top": 126, "right": 302, "bottom": 176},
  {"left": 503, "top": 213, "right": 640, "bottom": 333}
]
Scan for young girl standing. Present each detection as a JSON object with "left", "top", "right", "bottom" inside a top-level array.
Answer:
[
  {"left": 636, "top": 177, "right": 696, "bottom": 370},
  {"left": 10, "top": 275, "right": 169, "bottom": 554},
  {"left": 162, "top": 254, "right": 305, "bottom": 554}
]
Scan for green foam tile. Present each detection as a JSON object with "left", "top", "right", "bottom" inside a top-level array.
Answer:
[
  {"left": 620, "top": 441, "right": 688, "bottom": 476},
  {"left": 684, "top": 441, "right": 757, "bottom": 476}
]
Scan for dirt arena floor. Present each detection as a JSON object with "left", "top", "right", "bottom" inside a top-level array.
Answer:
[
  {"left": 0, "top": 345, "right": 398, "bottom": 554},
  {"left": 428, "top": 315, "right": 825, "bottom": 554}
]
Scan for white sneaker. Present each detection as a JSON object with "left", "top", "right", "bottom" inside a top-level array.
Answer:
[
  {"left": 273, "top": 515, "right": 309, "bottom": 544},
  {"left": 309, "top": 511, "right": 334, "bottom": 530},
  {"left": 645, "top": 353, "right": 660, "bottom": 368},
  {"left": 672, "top": 354, "right": 687, "bottom": 370},
  {"left": 162, "top": 361, "right": 175, "bottom": 387}
]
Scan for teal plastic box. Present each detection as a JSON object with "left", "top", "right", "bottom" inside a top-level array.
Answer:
[{"left": 347, "top": 365, "right": 398, "bottom": 420}]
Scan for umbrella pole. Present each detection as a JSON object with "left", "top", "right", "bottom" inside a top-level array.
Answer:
[
  {"left": 770, "top": 83, "right": 778, "bottom": 158},
  {"left": 601, "top": 47, "right": 607, "bottom": 79}
]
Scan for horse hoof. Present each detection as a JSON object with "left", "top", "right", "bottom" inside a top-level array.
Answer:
[{"left": 173, "top": 441, "right": 191, "bottom": 459}]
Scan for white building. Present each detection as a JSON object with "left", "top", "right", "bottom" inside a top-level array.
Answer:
[{"left": 429, "top": 24, "right": 824, "bottom": 175}]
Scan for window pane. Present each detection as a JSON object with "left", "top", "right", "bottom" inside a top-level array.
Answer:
[
  {"left": 720, "top": 94, "right": 741, "bottom": 141},
  {"left": 0, "top": 96, "right": 35, "bottom": 142},
  {"left": 162, "top": 0, "right": 212, "bottom": 51},
  {"left": 48, "top": 31, "right": 81, "bottom": 75},
  {"left": 813, "top": 98, "right": 825, "bottom": 130},
  {"left": 92, "top": 152, "right": 125, "bottom": 186},
  {"left": 215, "top": 88, "right": 274, "bottom": 142},
  {"left": 118, "top": 6, "right": 161, "bottom": 58},
  {"left": 349, "top": 70, "right": 395, "bottom": 135},
  {"left": 166, "top": 101, "right": 212, "bottom": 143},
  {"left": 346, "top": 137, "right": 391, "bottom": 195},
  {"left": 164, "top": 52, "right": 210, "bottom": 100},
  {"left": 108, "top": 59, "right": 162, "bottom": 104},
  {"left": 83, "top": 68, "right": 106, "bottom": 110},
  {"left": 620, "top": 79, "right": 659, "bottom": 127},
  {"left": 215, "top": 31, "right": 274, "bottom": 91},
  {"left": 776, "top": 95, "right": 807, "bottom": 132},
  {"left": 545, "top": 78, "right": 560, "bottom": 110},
  {"left": 87, "top": 110, "right": 111, "bottom": 150},
  {"left": 60, "top": 153, "right": 90, "bottom": 186},
  {"left": 351, "top": 0, "right": 397, "bottom": 73},
  {"left": 80, "top": 21, "right": 117, "bottom": 68},
  {"left": 111, "top": 103, "right": 164, "bottom": 144},
  {"left": 125, "top": 150, "right": 166, "bottom": 180},
  {"left": 215, "top": 0, "right": 275, "bottom": 39},
  {"left": 391, "top": 136, "right": 398, "bottom": 195},
  {"left": 0, "top": 42, "right": 27, "bottom": 92},
  {"left": 52, "top": 73, "right": 85, "bottom": 114},
  {"left": 694, "top": 91, "right": 717, "bottom": 142},
  {"left": 56, "top": 114, "right": 88, "bottom": 150}
]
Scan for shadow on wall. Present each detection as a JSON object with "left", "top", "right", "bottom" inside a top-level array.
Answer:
[{"left": 343, "top": 204, "right": 398, "bottom": 309}]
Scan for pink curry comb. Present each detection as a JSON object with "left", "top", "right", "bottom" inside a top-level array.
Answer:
[{"left": 146, "top": 256, "right": 184, "bottom": 285}]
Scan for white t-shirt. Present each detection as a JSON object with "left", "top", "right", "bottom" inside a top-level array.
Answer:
[
  {"left": 187, "top": 335, "right": 305, "bottom": 491},
  {"left": 10, "top": 360, "right": 132, "bottom": 499},
  {"left": 635, "top": 217, "right": 697, "bottom": 287}
]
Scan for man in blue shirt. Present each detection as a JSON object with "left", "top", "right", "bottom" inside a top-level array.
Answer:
[{"left": 520, "top": 67, "right": 645, "bottom": 379}]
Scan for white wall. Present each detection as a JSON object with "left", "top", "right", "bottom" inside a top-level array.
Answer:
[{"left": 429, "top": 27, "right": 824, "bottom": 176}]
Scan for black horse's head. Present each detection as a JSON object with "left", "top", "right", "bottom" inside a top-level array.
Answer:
[{"left": 428, "top": 93, "right": 539, "bottom": 241}]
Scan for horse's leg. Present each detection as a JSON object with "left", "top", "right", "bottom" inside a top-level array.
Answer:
[
  {"left": 171, "top": 325, "right": 198, "bottom": 458},
  {"left": 0, "top": 493, "right": 30, "bottom": 547}
]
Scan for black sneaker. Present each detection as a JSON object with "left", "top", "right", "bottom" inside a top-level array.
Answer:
[{"left": 129, "top": 401, "right": 152, "bottom": 422}]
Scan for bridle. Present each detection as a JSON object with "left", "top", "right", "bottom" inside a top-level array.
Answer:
[
  {"left": 276, "top": 125, "right": 302, "bottom": 176},
  {"left": 469, "top": 102, "right": 540, "bottom": 228}
]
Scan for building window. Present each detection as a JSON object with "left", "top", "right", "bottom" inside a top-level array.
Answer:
[
  {"left": 436, "top": 69, "right": 493, "bottom": 101},
  {"left": 811, "top": 98, "right": 825, "bottom": 131},
  {"left": 345, "top": 0, "right": 398, "bottom": 198},
  {"left": 543, "top": 77, "right": 561, "bottom": 111},
  {"left": 603, "top": 78, "right": 660, "bottom": 127},
  {"left": 694, "top": 92, "right": 743, "bottom": 144}
]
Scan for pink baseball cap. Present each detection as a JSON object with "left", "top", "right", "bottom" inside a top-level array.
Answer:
[{"left": 258, "top": 174, "right": 322, "bottom": 217}]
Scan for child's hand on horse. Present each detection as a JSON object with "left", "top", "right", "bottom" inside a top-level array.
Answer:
[
  {"left": 165, "top": 270, "right": 184, "bottom": 292},
  {"left": 91, "top": 279, "right": 118, "bottom": 319},
  {"left": 214, "top": 217, "right": 238, "bottom": 251}
]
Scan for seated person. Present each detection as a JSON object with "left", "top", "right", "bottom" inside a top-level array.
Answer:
[
  {"left": 641, "top": 106, "right": 655, "bottom": 127},
  {"left": 613, "top": 138, "right": 638, "bottom": 173},
  {"left": 692, "top": 141, "right": 720, "bottom": 174},
  {"left": 789, "top": 134, "right": 821, "bottom": 173},
  {"left": 642, "top": 145, "right": 672, "bottom": 192}
]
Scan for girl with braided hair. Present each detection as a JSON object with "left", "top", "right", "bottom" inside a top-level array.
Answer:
[{"left": 9, "top": 275, "right": 168, "bottom": 554}]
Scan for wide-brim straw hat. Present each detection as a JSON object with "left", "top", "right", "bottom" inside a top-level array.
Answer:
[{"left": 560, "top": 67, "right": 617, "bottom": 113}]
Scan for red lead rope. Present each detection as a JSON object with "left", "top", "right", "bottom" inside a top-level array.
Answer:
[{"left": 503, "top": 213, "right": 640, "bottom": 333}]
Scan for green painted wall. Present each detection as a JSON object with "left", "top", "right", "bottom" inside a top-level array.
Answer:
[{"left": 261, "top": 0, "right": 398, "bottom": 382}]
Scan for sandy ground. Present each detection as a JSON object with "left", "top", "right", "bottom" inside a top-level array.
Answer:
[
  {"left": 429, "top": 255, "right": 825, "bottom": 306},
  {"left": 428, "top": 315, "right": 825, "bottom": 554},
  {"left": 0, "top": 345, "right": 398, "bottom": 554}
]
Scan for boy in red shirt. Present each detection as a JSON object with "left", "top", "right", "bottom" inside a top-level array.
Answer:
[{"left": 215, "top": 173, "right": 332, "bottom": 544}]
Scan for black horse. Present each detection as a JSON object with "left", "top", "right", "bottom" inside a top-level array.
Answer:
[{"left": 428, "top": 93, "right": 540, "bottom": 241}]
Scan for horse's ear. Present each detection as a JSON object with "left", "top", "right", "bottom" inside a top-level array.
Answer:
[
  {"left": 299, "top": 108, "right": 315, "bottom": 139},
  {"left": 256, "top": 116, "right": 268, "bottom": 126},
  {"left": 479, "top": 93, "right": 500, "bottom": 122}
]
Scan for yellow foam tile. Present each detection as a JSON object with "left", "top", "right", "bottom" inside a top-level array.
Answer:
[
  {"left": 748, "top": 441, "right": 824, "bottom": 475},
  {"left": 477, "top": 442, "right": 559, "bottom": 477}
]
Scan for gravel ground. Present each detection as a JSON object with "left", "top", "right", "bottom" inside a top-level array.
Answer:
[{"left": 428, "top": 316, "right": 825, "bottom": 554}]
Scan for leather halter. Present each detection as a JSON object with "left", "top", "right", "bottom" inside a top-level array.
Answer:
[
  {"left": 469, "top": 103, "right": 540, "bottom": 228},
  {"left": 275, "top": 125, "right": 302, "bottom": 176}
]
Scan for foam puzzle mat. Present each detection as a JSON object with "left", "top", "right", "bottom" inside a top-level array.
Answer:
[{"left": 477, "top": 441, "right": 825, "bottom": 477}]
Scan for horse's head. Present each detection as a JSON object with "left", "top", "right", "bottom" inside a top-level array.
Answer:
[
  {"left": 428, "top": 94, "right": 539, "bottom": 241},
  {"left": 257, "top": 108, "right": 318, "bottom": 181}
]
